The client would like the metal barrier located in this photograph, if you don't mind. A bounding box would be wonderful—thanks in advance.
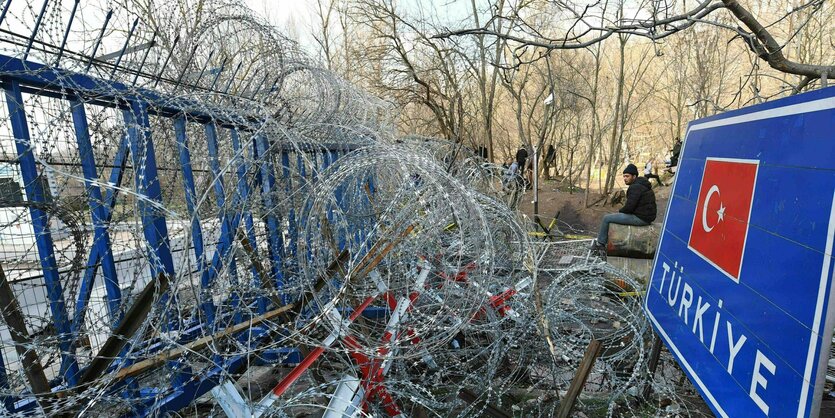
[0,52,358,415]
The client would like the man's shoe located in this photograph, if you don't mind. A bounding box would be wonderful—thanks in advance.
[590,241,608,259]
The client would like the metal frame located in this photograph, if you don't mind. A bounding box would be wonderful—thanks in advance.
[0,53,359,415]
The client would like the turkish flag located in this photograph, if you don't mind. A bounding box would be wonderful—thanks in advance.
[688,158,759,282]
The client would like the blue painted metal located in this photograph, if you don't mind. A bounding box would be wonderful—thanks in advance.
[23,0,49,60]
[645,86,835,418]
[249,72,269,99]
[237,68,259,96]
[86,9,113,72]
[0,325,10,409]
[152,34,178,89]
[110,16,140,78]
[0,53,254,126]
[138,327,271,417]
[173,116,207,279]
[201,122,230,324]
[72,133,129,335]
[192,49,215,88]
[255,135,286,304]
[256,347,301,365]
[0,0,13,27]
[330,149,348,250]
[222,62,243,95]
[208,57,228,91]
[124,101,176,278]
[173,44,199,92]
[69,98,122,323]
[282,150,298,258]
[228,128,255,321]
[131,31,156,86]
[54,0,80,65]
[0,50,362,415]
[3,78,80,385]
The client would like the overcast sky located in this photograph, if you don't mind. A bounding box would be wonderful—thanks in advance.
[241,0,474,56]
[242,0,320,54]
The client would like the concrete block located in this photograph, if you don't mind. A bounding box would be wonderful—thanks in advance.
[606,256,654,285]
[606,223,660,259]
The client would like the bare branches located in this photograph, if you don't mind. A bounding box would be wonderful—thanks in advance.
[722,0,834,78]
[433,1,726,49]
[433,0,834,80]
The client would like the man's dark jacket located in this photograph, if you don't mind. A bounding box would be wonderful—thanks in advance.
[620,177,656,223]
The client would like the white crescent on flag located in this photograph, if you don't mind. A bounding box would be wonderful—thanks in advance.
[702,185,721,232]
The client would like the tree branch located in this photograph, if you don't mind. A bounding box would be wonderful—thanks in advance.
[721,0,834,78]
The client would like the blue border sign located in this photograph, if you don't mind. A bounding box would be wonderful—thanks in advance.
[645,86,835,418]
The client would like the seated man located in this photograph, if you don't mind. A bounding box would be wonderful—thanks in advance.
[593,164,657,250]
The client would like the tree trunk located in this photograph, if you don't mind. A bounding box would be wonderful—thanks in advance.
[604,35,627,195]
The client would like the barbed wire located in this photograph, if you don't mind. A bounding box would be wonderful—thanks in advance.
[0,1,711,417]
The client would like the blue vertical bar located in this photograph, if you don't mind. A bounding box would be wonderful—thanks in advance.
[229,129,257,260]
[255,135,286,304]
[296,151,308,235]
[322,148,332,170]
[200,123,226,324]
[3,78,80,384]
[70,98,122,323]
[72,133,129,334]
[281,150,297,258]
[330,149,347,250]
[310,150,320,182]
[296,150,307,180]
[173,117,206,276]
[228,128,255,318]
[0,343,9,410]
[123,101,176,279]
[200,123,245,325]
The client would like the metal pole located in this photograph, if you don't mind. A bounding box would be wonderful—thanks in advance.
[85,9,113,72]
[23,0,49,60]
[533,144,539,218]
[54,0,79,66]
[109,17,140,79]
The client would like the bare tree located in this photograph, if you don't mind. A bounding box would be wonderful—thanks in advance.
[435,0,834,85]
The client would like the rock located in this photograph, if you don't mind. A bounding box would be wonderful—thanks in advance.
[606,223,660,259]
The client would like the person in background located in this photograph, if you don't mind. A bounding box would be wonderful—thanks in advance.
[502,158,520,190]
[668,137,682,168]
[644,158,664,187]
[515,146,531,190]
[592,164,657,251]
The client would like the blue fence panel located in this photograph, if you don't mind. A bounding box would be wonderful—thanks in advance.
[3,78,80,386]
[0,52,360,415]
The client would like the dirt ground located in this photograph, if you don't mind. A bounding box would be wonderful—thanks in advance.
[516,176,674,235]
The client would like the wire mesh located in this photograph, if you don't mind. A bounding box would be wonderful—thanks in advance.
[0,1,714,417]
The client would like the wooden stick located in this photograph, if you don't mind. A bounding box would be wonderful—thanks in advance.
[115,303,294,379]
[115,224,413,381]
[557,339,603,418]
[641,335,663,401]
[78,272,169,386]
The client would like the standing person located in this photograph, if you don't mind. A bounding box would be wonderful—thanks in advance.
[592,164,657,250]
[503,158,524,208]
[668,137,682,168]
[502,158,520,190]
[515,146,529,190]
[644,159,664,187]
